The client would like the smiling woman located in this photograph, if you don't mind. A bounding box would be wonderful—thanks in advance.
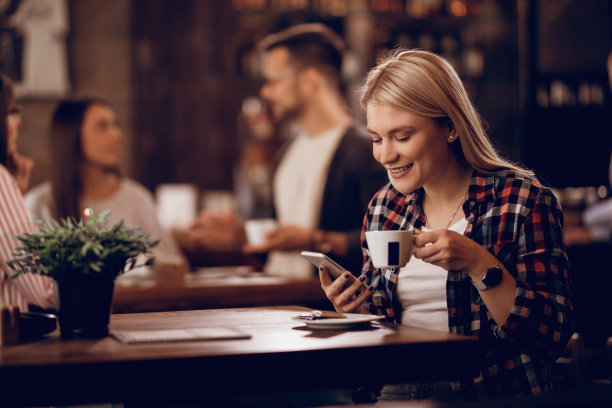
[318,49,573,402]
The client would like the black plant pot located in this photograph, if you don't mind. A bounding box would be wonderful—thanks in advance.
[55,274,115,339]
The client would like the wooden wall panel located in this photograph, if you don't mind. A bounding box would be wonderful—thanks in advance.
[132,0,240,191]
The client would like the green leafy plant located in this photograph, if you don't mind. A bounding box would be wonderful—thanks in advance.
[6,210,159,281]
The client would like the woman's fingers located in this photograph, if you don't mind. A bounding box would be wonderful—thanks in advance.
[346,285,375,311]
[322,271,373,313]
[413,229,442,248]
[318,265,333,288]
[324,271,354,298]
[338,275,374,311]
[331,275,358,305]
[413,229,478,271]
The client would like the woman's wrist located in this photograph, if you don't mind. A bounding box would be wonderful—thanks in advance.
[467,248,497,283]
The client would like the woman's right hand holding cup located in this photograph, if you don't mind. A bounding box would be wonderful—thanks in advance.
[318,266,374,314]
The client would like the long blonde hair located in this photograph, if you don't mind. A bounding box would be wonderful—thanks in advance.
[360,49,534,179]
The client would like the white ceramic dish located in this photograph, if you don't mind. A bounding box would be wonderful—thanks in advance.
[292,313,385,330]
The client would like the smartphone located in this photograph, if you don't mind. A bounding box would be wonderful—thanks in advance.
[301,251,350,280]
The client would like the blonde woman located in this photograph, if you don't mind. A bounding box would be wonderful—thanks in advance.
[319,50,573,401]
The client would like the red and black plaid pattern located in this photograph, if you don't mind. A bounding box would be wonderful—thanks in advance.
[361,170,573,399]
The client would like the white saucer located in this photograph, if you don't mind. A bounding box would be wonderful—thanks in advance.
[292,313,385,330]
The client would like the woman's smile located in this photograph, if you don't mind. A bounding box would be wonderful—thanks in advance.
[388,163,413,178]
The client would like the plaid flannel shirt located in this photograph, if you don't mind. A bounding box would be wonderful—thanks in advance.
[361,170,574,399]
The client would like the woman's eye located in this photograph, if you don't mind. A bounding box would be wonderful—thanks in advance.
[395,132,412,142]
[371,138,382,144]
[395,133,412,142]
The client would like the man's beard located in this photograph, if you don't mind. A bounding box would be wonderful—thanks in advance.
[271,98,304,126]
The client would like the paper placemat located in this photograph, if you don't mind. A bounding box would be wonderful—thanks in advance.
[111,327,251,344]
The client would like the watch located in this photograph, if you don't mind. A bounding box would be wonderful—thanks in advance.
[472,263,503,291]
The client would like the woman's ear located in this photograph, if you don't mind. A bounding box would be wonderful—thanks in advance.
[448,128,458,142]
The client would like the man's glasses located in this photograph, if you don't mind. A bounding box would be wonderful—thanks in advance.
[260,70,297,85]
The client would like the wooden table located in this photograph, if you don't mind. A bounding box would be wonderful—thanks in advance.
[0,306,480,406]
[113,268,331,313]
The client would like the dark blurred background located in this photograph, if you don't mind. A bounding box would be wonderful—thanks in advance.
[1,0,610,195]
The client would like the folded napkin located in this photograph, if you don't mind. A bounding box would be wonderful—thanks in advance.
[297,310,347,320]
[111,327,251,344]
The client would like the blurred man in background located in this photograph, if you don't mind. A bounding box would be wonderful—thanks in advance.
[190,23,387,277]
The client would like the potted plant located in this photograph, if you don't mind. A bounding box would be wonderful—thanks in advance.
[7,210,159,339]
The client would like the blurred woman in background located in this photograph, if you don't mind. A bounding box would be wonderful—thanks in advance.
[0,72,56,311]
[25,98,185,266]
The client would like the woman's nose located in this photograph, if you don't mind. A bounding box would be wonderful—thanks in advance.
[378,140,398,165]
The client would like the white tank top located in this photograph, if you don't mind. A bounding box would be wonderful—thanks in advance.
[397,217,469,332]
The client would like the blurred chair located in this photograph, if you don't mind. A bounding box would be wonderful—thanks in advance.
[556,242,612,389]
[567,242,612,349]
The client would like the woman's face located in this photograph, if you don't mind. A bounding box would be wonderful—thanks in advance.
[366,101,454,194]
[80,104,121,168]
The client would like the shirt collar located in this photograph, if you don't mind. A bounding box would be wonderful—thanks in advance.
[465,169,516,211]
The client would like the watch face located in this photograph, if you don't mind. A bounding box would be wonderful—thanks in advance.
[483,265,503,288]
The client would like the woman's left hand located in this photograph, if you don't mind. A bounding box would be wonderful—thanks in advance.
[414,229,517,325]
[413,229,487,279]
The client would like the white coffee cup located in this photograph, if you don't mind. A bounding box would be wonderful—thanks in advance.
[244,218,277,246]
[365,230,415,269]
